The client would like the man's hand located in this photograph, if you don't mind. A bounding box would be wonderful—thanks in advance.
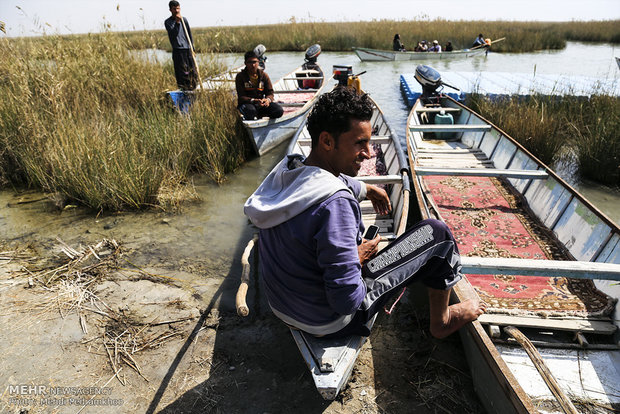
[358,235,380,264]
[366,184,391,216]
[258,98,270,107]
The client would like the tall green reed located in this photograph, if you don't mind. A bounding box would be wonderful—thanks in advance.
[0,33,248,211]
[466,94,620,187]
[116,19,618,54]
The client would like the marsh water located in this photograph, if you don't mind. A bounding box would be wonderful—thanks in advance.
[2,42,619,292]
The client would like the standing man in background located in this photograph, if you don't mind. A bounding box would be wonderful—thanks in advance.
[165,1,197,90]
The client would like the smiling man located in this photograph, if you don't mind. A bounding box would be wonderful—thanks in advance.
[244,87,485,339]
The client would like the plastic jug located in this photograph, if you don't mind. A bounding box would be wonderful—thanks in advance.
[434,110,453,139]
[347,75,361,93]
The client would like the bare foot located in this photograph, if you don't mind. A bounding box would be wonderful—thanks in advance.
[430,299,486,339]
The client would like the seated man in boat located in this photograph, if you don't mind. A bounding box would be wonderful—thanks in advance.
[235,50,283,120]
[392,34,406,51]
[444,41,454,52]
[429,40,442,52]
[244,87,485,339]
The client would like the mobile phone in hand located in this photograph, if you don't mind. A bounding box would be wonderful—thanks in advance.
[364,224,380,240]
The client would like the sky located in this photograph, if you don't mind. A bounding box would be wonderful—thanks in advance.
[2,0,620,37]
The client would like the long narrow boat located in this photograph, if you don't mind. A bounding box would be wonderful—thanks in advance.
[406,91,620,413]
[243,57,329,156]
[283,86,411,399]
[352,46,487,62]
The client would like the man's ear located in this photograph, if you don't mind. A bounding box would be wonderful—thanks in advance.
[318,131,334,151]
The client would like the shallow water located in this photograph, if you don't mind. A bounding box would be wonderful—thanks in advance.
[2,42,619,267]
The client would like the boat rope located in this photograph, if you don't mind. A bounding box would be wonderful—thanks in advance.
[384,287,407,315]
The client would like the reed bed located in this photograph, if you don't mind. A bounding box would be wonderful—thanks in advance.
[0,32,249,211]
[115,19,619,54]
[466,93,620,187]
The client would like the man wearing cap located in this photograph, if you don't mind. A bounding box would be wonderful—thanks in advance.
[235,51,283,120]
[429,40,442,52]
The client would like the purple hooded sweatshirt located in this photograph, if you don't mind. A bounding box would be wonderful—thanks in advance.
[244,155,368,335]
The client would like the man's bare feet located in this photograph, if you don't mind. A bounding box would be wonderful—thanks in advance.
[430,299,487,339]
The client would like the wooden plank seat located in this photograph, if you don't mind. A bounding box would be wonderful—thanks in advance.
[278,102,307,107]
[414,107,462,113]
[273,89,319,93]
[414,167,548,179]
[356,175,403,184]
[460,257,620,281]
[296,135,392,146]
[478,314,617,335]
[409,125,492,132]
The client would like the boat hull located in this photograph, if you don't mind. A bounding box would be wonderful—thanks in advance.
[286,90,411,400]
[352,47,487,62]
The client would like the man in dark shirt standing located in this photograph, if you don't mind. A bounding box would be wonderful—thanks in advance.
[164,1,197,90]
[235,51,283,120]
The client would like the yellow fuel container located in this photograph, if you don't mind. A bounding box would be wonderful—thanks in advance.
[347,75,361,93]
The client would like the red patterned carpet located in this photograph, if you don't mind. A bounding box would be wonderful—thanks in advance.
[422,175,614,317]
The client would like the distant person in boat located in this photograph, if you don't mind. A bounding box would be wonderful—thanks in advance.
[419,40,429,52]
[444,41,454,52]
[429,40,442,52]
[244,87,486,340]
[414,41,424,52]
[392,34,406,51]
[235,50,283,121]
[472,34,487,48]
[164,1,197,90]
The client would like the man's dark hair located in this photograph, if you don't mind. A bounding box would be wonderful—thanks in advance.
[169,1,180,8]
[307,87,373,148]
[244,51,258,62]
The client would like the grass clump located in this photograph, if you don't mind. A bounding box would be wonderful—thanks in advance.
[466,93,620,187]
[0,32,249,211]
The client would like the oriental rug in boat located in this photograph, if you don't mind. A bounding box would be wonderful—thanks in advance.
[422,175,615,317]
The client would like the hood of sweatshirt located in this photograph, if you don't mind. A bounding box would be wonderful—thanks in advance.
[244,154,353,229]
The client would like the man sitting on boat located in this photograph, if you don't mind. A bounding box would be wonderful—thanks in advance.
[392,34,406,51]
[244,87,485,339]
[444,41,454,52]
[235,50,283,120]
[428,40,442,52]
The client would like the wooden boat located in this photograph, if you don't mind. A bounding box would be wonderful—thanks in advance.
[352,46,487,62]
[283,87,411,399]
[236,83,411,399]
[406,92,620,413]
[242,61,329,156]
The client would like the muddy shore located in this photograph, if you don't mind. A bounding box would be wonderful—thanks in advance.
[0,189,484,414]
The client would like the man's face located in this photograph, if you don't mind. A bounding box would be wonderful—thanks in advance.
[245,57,259,74]
[328,119,372,177]
[170,5,181,17]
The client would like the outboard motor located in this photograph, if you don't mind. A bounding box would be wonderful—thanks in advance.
[414,65,443,105]
[299,44,323,89]
[333,65,352,87]
[304,44,321,64]
[414,65,459,105]
[253,44,267,69]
